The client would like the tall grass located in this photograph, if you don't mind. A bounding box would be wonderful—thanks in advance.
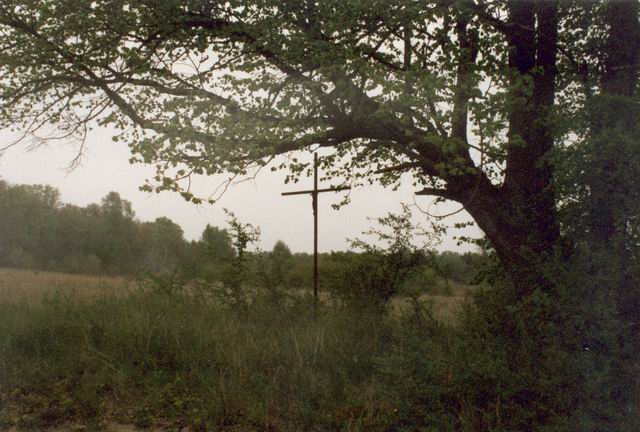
[0,286,436,430]
[3,268,630,431]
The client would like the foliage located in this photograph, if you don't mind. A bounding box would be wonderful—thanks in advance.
[0,178,483,299]
[250,240,295,303]
[0,288,401,431]
[190,224,235,282]
[325,205,436,310]
[217,209,261,308]
[434,251,487,285]
[201,224,235,262]
[0,180,190,275]
[552,6,640,420]
[0,0,631,289]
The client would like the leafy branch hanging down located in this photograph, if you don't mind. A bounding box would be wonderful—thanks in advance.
[1,1,638,293]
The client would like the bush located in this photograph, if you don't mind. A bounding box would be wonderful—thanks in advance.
[403,266,453,297]
[325,205,435,310]
[285,254,314,289]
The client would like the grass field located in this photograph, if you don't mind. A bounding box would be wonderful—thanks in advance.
[0,268,133,303]
[0,267,469,431]
[0,267,466,315]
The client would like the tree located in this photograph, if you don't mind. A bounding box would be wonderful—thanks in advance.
[266,239,294,289]
[100,191,134,221]
[139,216,187,272]
[556,1,640,414]
[94,191,138,272]
[0,1,637,292]
[271,240,293,261]
[200,224,235,262]
[0,180,61,268]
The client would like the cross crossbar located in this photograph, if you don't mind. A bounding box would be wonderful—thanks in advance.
[280,153,351,305]
[281,186,351,196]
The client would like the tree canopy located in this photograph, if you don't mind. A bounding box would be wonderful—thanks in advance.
[0,1,638,288]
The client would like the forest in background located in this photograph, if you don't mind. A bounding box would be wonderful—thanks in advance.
[0,178,186,275]
[0,178,485,289]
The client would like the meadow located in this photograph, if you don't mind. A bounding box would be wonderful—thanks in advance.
[0,267,469,431]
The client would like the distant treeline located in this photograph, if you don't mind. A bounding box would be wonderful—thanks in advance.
[0,180,188,274]
[0,179,486,285]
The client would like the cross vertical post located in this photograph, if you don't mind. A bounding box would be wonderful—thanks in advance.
[281,153,350,304]
[313,152,318,303]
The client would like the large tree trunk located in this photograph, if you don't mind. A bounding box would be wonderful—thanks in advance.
[447,1,562,296]
[591,0,640,416]
[448,175,561,295]
[589,0,640,244]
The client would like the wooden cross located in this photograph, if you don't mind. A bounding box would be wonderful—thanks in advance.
[281,153,350,303]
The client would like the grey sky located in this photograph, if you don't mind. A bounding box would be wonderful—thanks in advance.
[0,128,481,253]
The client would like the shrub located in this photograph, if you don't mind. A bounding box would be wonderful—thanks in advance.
[325,205,436,310]
[403,266,453,297]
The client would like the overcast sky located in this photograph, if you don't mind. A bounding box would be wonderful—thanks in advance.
[0,128,481,253]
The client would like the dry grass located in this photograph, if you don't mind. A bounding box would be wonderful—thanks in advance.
[0,267,469,324]
[389,295,463,324]
[0,268,133,304]
[389,282,472,324]
[0,267,474,430]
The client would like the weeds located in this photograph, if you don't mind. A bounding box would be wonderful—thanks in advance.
[0,288,421,430]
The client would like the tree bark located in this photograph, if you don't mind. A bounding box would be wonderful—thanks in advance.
[449,1,561,295]
[592,0,640,417]
[589,0,640,243]
[448,175,560,294]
